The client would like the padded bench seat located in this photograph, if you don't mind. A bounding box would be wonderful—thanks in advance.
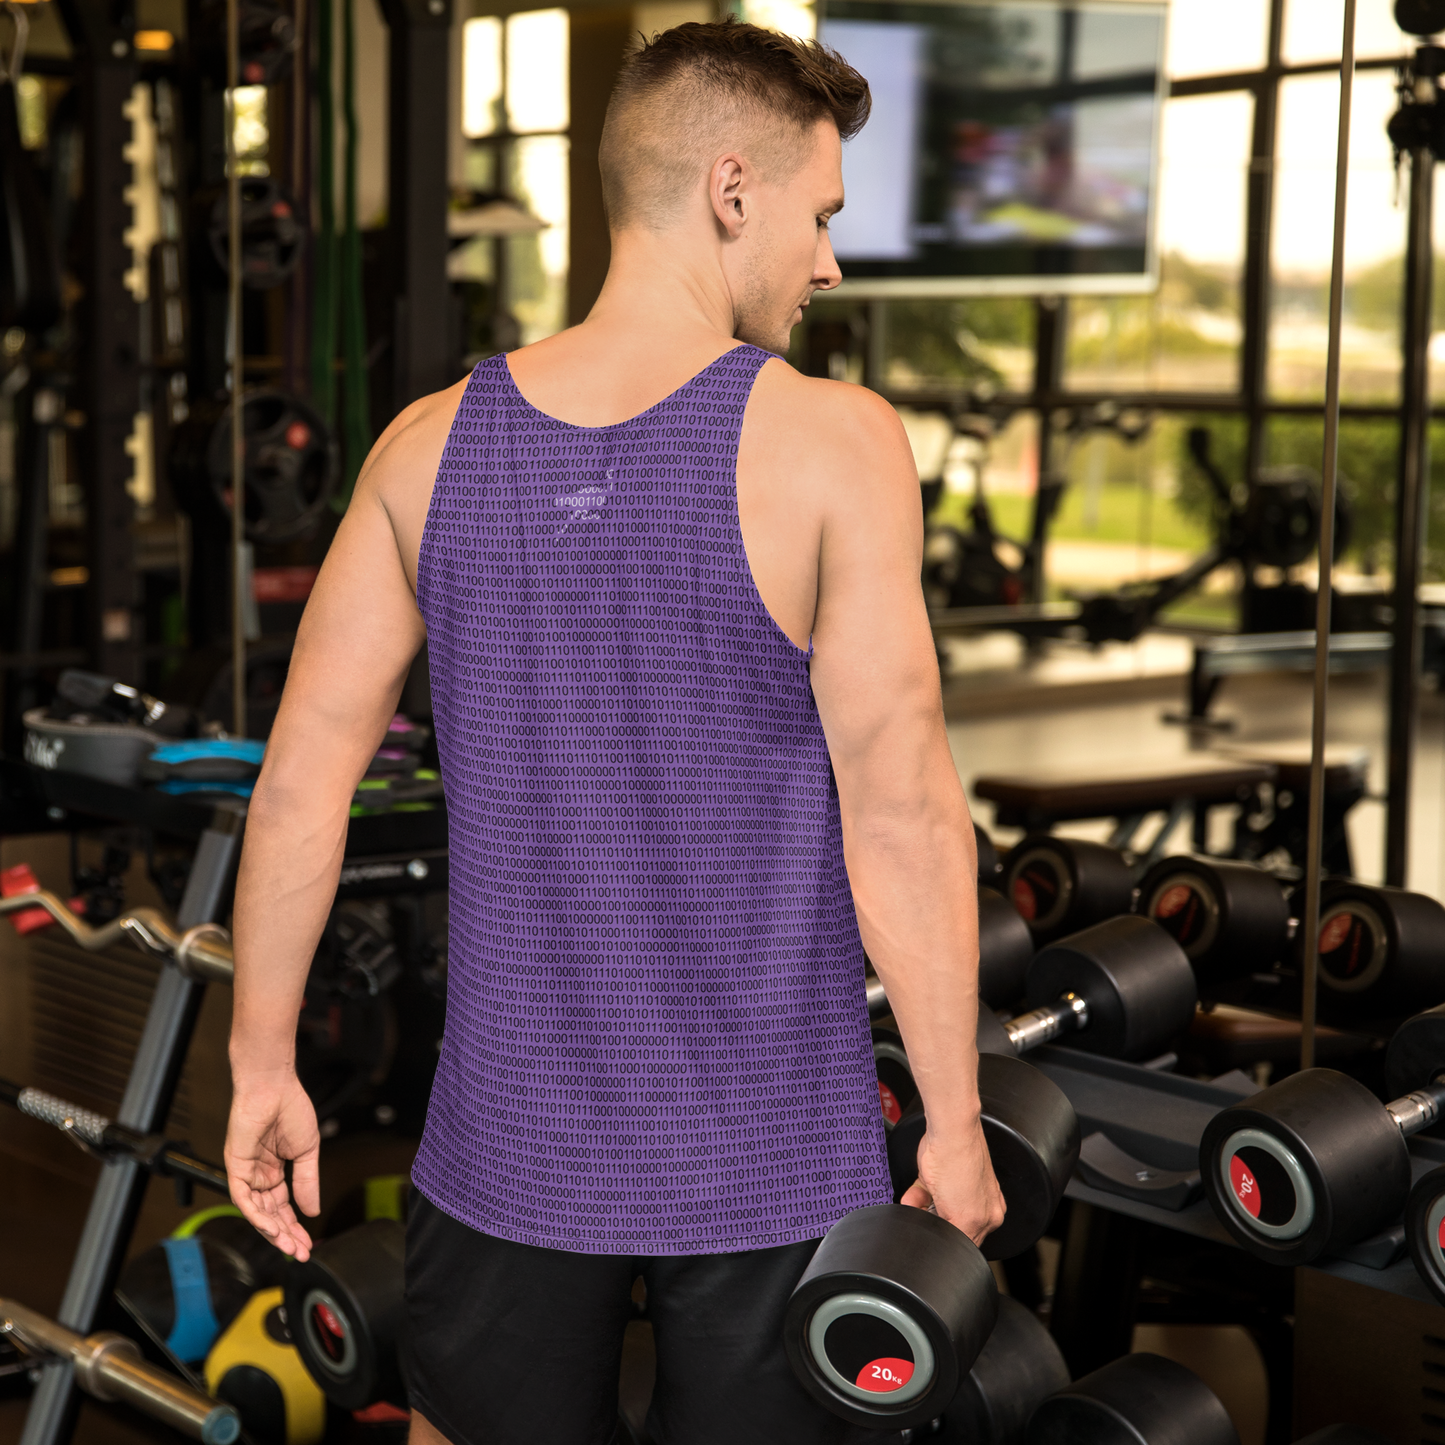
[974,758,1277,831]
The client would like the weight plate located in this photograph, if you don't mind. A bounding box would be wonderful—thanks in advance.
[1025,915,1196,1061]
[208,178,307,290]
[1316,901,1389,994]
[1213,1127,1316,1241]
[1406,1165,1445,1308]
[1144,871,1221,960]
[1027,1353,1239,1445]
[1199,1070,1410,1266]
[1385,1003,1445,1099]
[203,390,338,543]
[784,1204,997,1429]
[978,885,1033,1009]
[805,1292,935,1408]
[1008,847,1072,934]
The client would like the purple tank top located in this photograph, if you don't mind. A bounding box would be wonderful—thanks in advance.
[411,345,891,1254]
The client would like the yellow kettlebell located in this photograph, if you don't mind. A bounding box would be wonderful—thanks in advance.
[205,1287,326,1445]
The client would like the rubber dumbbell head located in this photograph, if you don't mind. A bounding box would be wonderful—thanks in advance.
[873,1027,915,1131]
[1137,856,1291,991]
[887,1052,1080,1261]
[1005,835,1135,944]
[1312,881,1445,1023]
[783,1205,998,1429]
[1027,1353,1240,1445]
[978,886,1034,1009]
[993,915,1197,1062]
[940,1295,1069,1445]
[1407,1164,1445,1305]
[1199,1011,1445,1265]
[976,823,1003,886]
[865,885,1034,1026]
[283,1220,405,1409]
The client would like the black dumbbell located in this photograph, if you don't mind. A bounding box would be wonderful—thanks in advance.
[1136,855,1292,991]
[1408,1162,1445,1306]
[785,1057,1079,1429]
[284,1220,406,1409]
[1026,1353,1239,1445]
[1005,835,1134,945]
[939,1295,1069,1445]
[1312,880,1445,1023]
[977,915,1198,1064]
[867,886,1035,1027]
[1200,1002,1445,1265]
[873,1025,915,1130]
[888,1051,1079,1260]
[976,823,1004,887]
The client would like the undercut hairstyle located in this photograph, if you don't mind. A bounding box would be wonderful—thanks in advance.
[599,18,871,231]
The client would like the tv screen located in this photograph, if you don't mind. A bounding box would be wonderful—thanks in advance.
[818,0,1168,296]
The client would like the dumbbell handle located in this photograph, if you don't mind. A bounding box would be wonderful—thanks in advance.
[0,892,234,983]
[0,1299,240,1444]
[1004,993,1090,1054]
[865,976,888,1019]
[1387,1079,1445,1138]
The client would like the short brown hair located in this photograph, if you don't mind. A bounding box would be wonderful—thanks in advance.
[599,18,871,231]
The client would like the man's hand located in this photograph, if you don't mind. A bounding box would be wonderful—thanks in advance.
[900,1120,1006,1248]
[225,1069,322,1261]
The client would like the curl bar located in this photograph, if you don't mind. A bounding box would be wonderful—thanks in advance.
[0,1299,240,1445]
[0,893,234,984]
[0,1078,230,1196]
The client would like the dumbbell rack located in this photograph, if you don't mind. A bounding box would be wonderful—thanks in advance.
[0,757,451,1445]
[1030,1044,1445,1444]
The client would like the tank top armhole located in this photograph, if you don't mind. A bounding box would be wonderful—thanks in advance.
[416,358,498,618]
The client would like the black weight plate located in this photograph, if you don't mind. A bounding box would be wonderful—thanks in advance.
[872,1027,915,1131]
[941,1295,1068,1445]
[975,823,1002,885]
[977,1052,1079,1261]
[784,1204,997,1429]
[1198,1069,1409,1266]
[204,390,338,543]
[208,177,307,289]
[1025,915,1196,1061]
[1315,882,1445,1024]
[1406,1165,1445,1309]
[1138,856,1290,988]
[1027,1353,1239,1445]
[977,1007,1017,1058]
[1005,836,1134,945]
[979,885,1033,1009]
[1385,1002,1445,1099]
[284,1219,406,1409]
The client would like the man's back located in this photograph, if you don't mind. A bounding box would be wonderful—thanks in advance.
[411,343,891,1252]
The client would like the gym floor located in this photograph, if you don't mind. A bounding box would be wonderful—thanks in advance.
[4,642,1431,1445]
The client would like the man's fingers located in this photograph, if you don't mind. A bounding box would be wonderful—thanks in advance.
[291,1146,323,1219]
[899,1179,933,1211]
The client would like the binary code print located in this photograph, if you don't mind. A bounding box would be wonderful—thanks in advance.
[411,345,893,1255]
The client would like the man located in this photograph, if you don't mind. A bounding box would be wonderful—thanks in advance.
[225,18,1002,1445]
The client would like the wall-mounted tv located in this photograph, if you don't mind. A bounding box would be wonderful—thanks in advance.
[818,0,1169,296]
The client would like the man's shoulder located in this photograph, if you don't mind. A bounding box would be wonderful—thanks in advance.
[751,358,909,458]
[747,358,916,509]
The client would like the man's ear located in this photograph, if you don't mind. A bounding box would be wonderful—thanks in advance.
[710,153,749,237]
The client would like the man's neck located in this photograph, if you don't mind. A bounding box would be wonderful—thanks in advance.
[503,223,754,427]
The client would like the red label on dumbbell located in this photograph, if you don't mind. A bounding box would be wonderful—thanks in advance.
[1012,878,1038,921]
[312,1302,348,1361]
[1229,1154,1262,1219]
[855,1358,913,1393]
[285,421,312,450]
[1154,885,1192,919]
[1438,1215,1445,1254]
[878,1082,902,1126]
[1319,912,1354,956]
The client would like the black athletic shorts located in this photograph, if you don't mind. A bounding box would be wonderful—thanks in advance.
[403,1193,898,1445]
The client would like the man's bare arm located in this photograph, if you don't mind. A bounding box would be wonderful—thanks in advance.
[224,388,456,1257]
[803,381,1004,1244]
